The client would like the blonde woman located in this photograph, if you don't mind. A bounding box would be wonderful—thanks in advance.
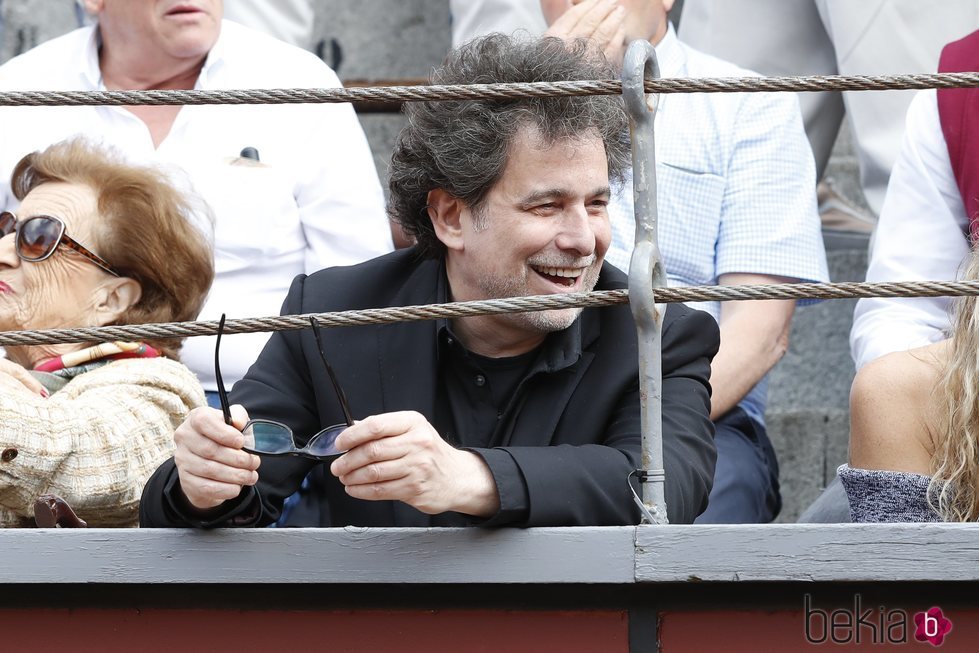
[843,251,979,521]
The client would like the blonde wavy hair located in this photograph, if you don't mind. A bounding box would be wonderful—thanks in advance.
[930,250,979,521]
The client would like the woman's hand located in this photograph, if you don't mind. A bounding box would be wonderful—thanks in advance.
[0,358,47,397]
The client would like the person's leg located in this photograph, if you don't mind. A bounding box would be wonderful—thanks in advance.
[819,0,979,216]
[695,408,780,523]
[797,475,851,522]
[449,0,547,48]
[679,0,842,178]
[224,0,316,50]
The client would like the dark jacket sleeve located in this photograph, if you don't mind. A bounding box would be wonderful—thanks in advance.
[494,306,719,526]
[140,275,321,528]
[658,307,719,522]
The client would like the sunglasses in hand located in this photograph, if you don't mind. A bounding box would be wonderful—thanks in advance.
[214,314,353,461]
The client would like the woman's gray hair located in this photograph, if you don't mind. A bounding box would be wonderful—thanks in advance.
[388,34,631,258]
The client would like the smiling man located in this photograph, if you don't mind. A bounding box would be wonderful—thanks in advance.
[140,35,720,529]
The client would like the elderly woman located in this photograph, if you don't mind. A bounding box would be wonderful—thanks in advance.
[0,139,213,527]
[844,250,979,522]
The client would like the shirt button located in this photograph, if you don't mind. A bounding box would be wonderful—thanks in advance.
[474,374,486,387]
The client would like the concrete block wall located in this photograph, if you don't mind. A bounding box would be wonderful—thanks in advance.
[0,0,861,523]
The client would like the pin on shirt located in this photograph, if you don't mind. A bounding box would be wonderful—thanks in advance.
[231,146,265,167]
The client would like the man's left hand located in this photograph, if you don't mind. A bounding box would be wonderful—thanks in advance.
[331,411,500,517]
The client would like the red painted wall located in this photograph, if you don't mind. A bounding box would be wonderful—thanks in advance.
[0,609,628,653]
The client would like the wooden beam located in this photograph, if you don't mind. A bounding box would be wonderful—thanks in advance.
[0,527,635,584]
[5,524,979,586]
[635,524,979,582]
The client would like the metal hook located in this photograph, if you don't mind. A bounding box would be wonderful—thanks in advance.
[622,39,668,525]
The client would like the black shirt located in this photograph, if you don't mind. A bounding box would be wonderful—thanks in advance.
[438,327,539,449]
[431,260,589,525]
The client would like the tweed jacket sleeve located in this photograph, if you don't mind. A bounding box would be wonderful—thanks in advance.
[0,358,204,527]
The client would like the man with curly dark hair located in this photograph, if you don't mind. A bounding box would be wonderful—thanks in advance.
[141,35,720,529]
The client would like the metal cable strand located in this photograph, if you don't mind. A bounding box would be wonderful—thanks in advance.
[3,279,979,347]
[1,72,978,107]
[0,290,630,346]
[641,71,979,94]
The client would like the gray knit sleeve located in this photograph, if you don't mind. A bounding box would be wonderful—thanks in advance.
[838,464,941,523]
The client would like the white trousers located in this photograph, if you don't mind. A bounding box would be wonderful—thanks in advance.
[224,0,316,51]
[679,0,979,215]
[449,0,547,47]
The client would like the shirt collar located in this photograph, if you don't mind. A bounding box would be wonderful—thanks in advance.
[197,21,230,87]
[434,259,583,373]
[80,26,102,89]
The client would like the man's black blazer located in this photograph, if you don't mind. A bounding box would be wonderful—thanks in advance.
[140,248,720,527]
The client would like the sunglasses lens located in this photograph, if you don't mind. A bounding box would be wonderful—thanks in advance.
[0,213,16,238]
[242,420,295,455]
[305,424,346,459]
[17,217,60,261]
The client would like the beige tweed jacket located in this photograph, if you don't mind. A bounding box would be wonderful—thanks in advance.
[0,357,205,527]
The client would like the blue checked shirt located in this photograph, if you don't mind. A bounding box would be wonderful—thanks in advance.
[606,26,829,425]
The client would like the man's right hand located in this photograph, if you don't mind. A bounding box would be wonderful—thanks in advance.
[544,0,627,64]
[173,405,261,511]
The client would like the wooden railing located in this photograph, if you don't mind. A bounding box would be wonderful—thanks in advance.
[4,525,978,652]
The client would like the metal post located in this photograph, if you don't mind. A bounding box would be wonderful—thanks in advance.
[622,40,668,525]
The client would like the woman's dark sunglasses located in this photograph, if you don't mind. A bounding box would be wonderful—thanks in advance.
[214,314,354,461]
[0,211,120,277]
